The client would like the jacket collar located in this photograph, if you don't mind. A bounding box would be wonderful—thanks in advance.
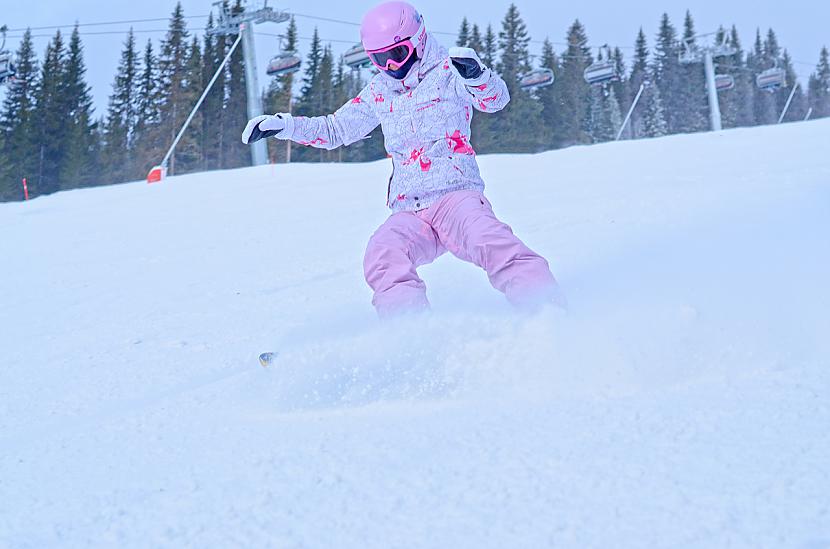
[377,33,446,91]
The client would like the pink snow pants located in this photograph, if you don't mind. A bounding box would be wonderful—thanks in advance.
[363,190,560,316]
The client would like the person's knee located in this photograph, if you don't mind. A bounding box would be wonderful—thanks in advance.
[363,231,410,285]
[462,215,521,267]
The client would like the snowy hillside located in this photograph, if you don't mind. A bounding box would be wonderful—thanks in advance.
[1,119,829,548]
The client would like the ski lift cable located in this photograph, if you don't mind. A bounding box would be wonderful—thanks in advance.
[6,29,209,39]
[255,31,355,45]
[6,29,358,45]
[290,13,360,27]
[281,11,638,49]
[4,15,210,33]
[4,28,623,61]
[2,28,810,82]
[3,9,639,55]
[716,62,809,81]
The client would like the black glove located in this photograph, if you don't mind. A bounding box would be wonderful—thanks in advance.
[448,47,490,86]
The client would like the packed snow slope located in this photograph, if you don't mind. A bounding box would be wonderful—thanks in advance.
[2,119,829,548]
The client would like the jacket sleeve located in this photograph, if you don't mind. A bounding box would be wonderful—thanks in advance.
[454,68,511,113]
[274,84,380,150]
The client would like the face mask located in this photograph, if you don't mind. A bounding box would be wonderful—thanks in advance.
[383,52,419,80]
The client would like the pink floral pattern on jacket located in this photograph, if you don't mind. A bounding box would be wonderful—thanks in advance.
[273,33,509,211]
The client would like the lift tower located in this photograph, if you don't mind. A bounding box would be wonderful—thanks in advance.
[680,35,736,132]
[209,1,289,166]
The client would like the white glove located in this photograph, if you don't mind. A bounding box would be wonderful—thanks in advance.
[448,47,491,87]
[242,114,287,145]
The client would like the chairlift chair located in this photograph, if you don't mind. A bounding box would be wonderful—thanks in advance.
[0,25,16,84]
[756,67,786,92]
[344,43,372,70]
[519,68,554,91]
[712,35,737,58]
[266,35,301,77]
[583,45,619,86]
[0,53,15,84]
[715,74,735,92]
[266,52,301,77]
[679,39,701,64]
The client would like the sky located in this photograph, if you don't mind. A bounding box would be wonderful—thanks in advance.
[1,0,828,115]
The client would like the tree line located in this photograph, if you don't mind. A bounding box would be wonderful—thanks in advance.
[1,2,829,201]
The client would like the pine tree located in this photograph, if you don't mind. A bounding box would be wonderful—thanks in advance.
[469,24,484,53]
[778,50,806,122]
[642,83,668,137]
[764,29,780,60]
[628,28,649,138]
[331,55,352,162]
[315,45,336,162]
[59,26,96,188]
[630,29,649,84]
[482,25,497,68]
[555,20,592,147]
[264,16,298,163]
[536,38,560,148]
[134,39,163,178]
[497,4,531,77]
[318,45,336,117]
[293,27,325,162]
[223,0,250,169]
[32,30,67,196]
[457,18,470,47]
[611,47,628,126]
[763,28,793,123]
[89,118,105,184]
[653,13,682,133]
[720,25,754,129]
[749,29,777,125]
[472,21,508,153]
[608,86,623,139]
[175,36,204,173]
[589,85,622,142]
[495,4,546,152]
[102,30,139,183]
[0,29,39,201]
[156,2,192,175]
[201,13,224,171]
[676,11,707,133]
[807,46,830,118]
[333,55,350,108]
[299,27,323,109]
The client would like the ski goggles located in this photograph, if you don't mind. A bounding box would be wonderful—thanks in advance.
[366,17,426,72]
[367,40,417,72]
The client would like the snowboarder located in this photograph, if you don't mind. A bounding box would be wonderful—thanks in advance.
[243,1,564,317]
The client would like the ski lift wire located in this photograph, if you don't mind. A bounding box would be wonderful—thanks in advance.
[5,15,210,33]
[255,31,355,45]
[3,8,640,56]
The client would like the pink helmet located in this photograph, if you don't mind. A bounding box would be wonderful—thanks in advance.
[360,1,427,55]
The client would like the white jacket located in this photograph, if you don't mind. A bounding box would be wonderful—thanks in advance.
[274,33,510,212]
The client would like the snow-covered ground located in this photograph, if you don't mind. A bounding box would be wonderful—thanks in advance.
[1,119,829,548]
